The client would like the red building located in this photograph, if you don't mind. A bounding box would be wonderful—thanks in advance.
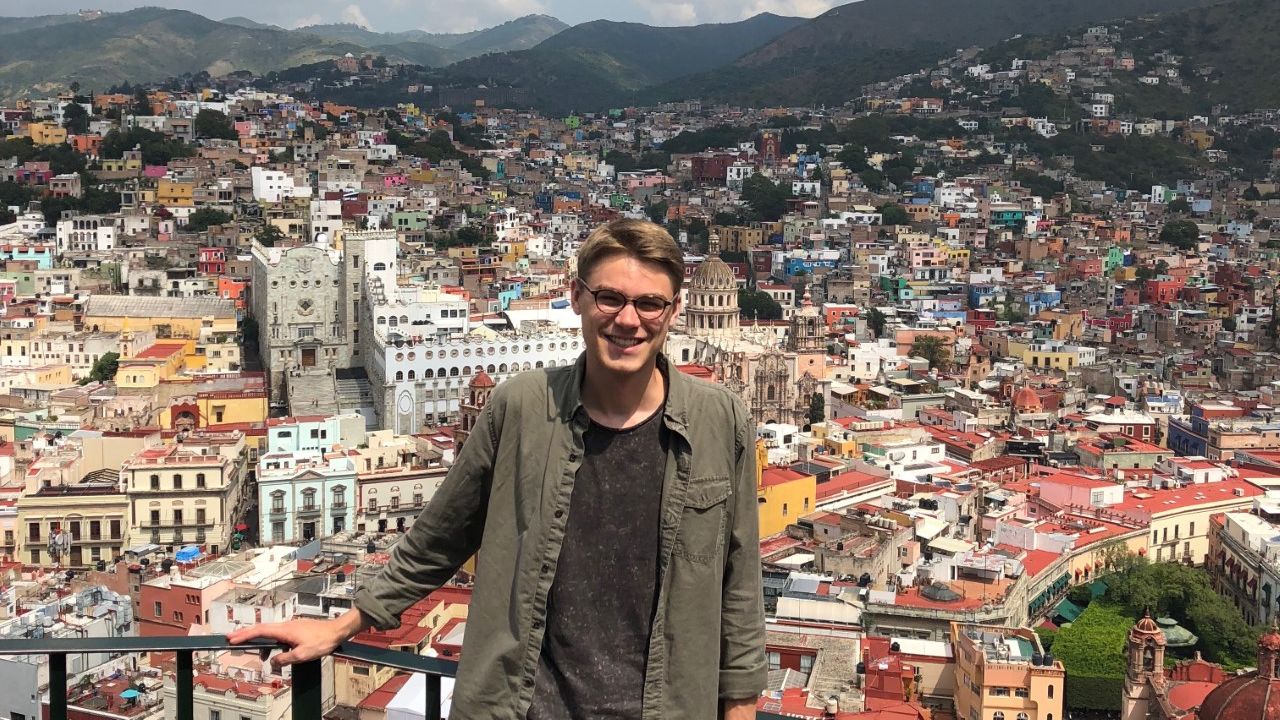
[1142,277,1185,305]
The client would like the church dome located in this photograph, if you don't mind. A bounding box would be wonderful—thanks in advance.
[1197,625,1280,720]
[1197,674,1280,720]
[690,255,736,290]
[1012,386,1042,412]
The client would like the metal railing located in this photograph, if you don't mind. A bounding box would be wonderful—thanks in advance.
[0,635,792,720]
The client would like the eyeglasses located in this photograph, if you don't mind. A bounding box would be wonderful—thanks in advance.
[579,281,675,320]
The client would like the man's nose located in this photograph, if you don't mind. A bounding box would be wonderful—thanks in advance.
[613,302,642,326]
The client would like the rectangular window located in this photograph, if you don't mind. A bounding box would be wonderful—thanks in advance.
[150,475,160,490]
[272,522,284,543]
[1189,521,1195,536]
[368,498,377,512]
[173,510,183,526]
[29,549,39,564]
[352,666,370,676]
[390,496,399,510]
[111,520,121,539]
[27,522,39,542]
[154,601,162,617]
[89,520,101,540]
[173,474,183,490]
[211,710,221,720]
[196,509,206,524]
[150,510,160,526]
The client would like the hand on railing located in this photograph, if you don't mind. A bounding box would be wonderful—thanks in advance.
[227,607,369,670]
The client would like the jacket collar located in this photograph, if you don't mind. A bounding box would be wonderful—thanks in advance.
[553,352,691,437]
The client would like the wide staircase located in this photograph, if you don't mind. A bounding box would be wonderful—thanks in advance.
[285,367,340,417]
[335,367,377,426]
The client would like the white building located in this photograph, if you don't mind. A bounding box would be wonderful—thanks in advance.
[251,166,313,203]
[56,214,117,254]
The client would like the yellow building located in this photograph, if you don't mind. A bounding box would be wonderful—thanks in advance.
[82,295,238,341]
[156,179,195,208]
[28,121,68,146]
[116,341,189,389]
[951,622,1065,720]
[156,375,269,430]
[756,442,817,537]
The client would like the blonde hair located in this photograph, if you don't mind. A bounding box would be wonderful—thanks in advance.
[576,219,683,295]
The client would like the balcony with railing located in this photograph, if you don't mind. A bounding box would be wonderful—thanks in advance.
[0,635,794,720]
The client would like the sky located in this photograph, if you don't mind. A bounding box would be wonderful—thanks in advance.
[4,0,842,33]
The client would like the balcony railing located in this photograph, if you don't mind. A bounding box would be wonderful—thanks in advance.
[0,635,792,720]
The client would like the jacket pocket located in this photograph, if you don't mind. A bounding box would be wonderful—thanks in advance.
[674,477,731,565]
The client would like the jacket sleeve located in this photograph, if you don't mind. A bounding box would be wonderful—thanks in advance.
[352,398,499,630]
[718,397,767,700]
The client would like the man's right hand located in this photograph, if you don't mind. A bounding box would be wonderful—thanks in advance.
[227,608,369,669]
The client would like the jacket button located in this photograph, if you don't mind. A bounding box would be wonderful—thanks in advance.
[532,619,543,629]
[568,453,579,462]
[524,677,535,687]
[541,564,550,574]
[554,509,564,519]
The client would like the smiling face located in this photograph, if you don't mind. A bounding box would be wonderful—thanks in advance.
[571,254,682,380]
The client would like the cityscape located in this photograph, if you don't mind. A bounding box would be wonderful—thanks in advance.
[0,0,1279,719]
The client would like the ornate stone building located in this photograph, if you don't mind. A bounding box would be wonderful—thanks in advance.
[685,232,740,338]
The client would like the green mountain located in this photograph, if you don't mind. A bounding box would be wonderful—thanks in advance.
[0,7,362,99]
[219,16,283,31]
[425,13,806,113]
[296,14,568,62]
[652,0,1222,106]
[0,13,87,36]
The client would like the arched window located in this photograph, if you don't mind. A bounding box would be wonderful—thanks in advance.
[450,367,459,376]
[389,316,398,327]
[407,370,416,380]
[377,316,386,325]
[487,364,496,374]
[993,713,1004,720]
[499,363,508,373]
[373,262,387,271]
[424,369,434,378]
[1017,713,1028,720]
[400,316,409,324]
[535,361,544,368]
[395,371,404,381]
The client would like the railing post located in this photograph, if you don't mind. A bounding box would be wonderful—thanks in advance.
[176,650,194,720]
[292,658,323,720]
[49,653,67,720]
[425,673,441,720]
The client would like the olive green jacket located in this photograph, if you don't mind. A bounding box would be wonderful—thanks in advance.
[353,353,766,719]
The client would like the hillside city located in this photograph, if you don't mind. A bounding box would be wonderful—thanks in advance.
[1,7,1280,720]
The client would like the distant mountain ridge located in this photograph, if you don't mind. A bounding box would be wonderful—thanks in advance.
[0,9,569,100]
[656,0,1224,106]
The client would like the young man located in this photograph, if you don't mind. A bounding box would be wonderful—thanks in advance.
[230,218,765,719]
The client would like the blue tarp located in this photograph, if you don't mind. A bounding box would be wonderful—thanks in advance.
[175,546,202,563]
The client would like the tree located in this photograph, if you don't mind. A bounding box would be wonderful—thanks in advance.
[1135,266,1157,281]
[807,393,825,426]
[1168,197,1192,213]
[194,109,238,140]
[89,352,119,383]
[1243,185,1262,201]
[62,102,89,134]
[866,307,887,338]
[908,335,951,371]
[255,224,285,247]
[647,200,669,225]
[878,203,911,225]
[741,173,791,222]
[185,208,233,232]
[131,88,151,117]
[737,288,783,320]
[1159,219,1200,250]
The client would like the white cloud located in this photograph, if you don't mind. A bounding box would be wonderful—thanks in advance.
[340,3,371,28]
[291,13,324,28]
[644,1,698,25]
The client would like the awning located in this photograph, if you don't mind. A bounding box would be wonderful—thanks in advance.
[1054,599,1084,623]
[928,537,976,555]
[915,517,948,540]
[774,553,815,567]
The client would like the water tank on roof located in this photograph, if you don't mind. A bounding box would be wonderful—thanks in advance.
[1032,652,1044,666]
[366,541,377,554]
[890,641,901,652]
[95,560,106,572]
[161,559,173,573]
[139,558,150,567]
[336,571,346,583]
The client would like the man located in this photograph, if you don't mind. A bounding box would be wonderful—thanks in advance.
[230,218,765,719]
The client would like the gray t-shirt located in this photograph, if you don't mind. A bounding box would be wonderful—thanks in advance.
[526,404,668,720]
